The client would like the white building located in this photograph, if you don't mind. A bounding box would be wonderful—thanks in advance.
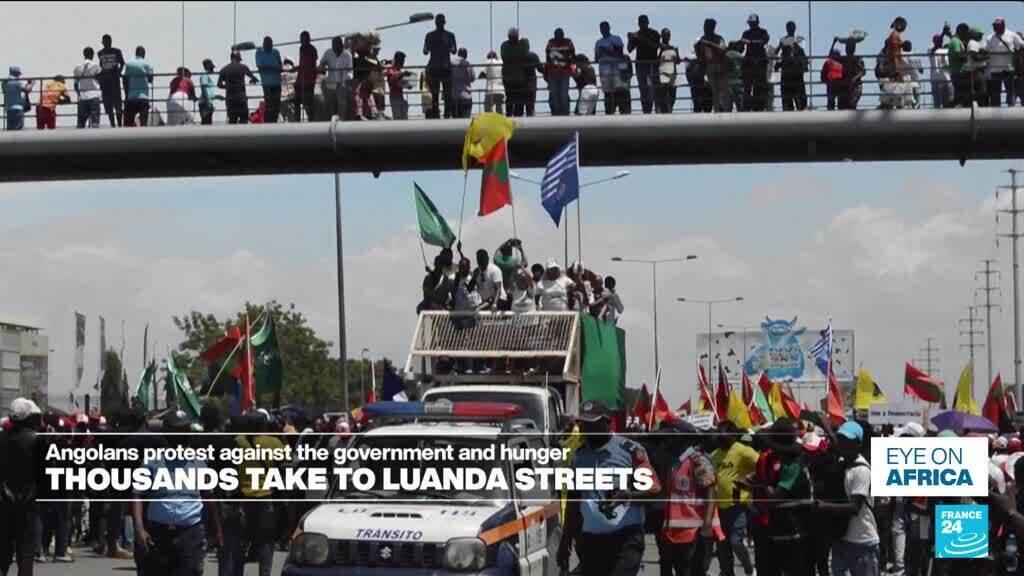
[0,320,49,410]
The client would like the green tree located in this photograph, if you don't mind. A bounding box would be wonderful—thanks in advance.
[171,301,393,412]
[100,350,125,418]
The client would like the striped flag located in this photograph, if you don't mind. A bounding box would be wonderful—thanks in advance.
[809,318,832,376]
[540,133,580,226]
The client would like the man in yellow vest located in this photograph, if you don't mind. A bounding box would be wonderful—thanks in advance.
[661,419,724,576]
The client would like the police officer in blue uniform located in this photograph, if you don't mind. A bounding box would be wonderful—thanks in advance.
[557,401,662,576]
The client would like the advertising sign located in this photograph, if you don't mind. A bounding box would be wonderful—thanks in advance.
[697,317,854,383]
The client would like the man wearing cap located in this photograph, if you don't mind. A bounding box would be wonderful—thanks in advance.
[661,419,724,575]
[986,18,1023,107]
[132,410,221,576]
[741,14,770,112]
[817,421,878,576]
[558,400,661,576]
[2,67,34,131]
[0,398,44,576]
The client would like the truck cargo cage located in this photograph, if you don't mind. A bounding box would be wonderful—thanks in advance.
[405,311,581,385]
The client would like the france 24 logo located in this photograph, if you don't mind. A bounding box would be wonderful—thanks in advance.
[934,505,988,559]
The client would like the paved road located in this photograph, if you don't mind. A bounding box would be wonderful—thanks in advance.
[33,538,724,575]
[33,546,289,576]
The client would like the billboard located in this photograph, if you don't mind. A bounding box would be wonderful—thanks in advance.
[696,316,854,384]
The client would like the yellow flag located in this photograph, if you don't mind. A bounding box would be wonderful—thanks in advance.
[953,361,980,415]
[461,113,516,171]
[727,390,753,429]
[855,368,887,410]
[768,382,788,420]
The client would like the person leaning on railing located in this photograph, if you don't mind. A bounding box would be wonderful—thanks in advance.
[2,66,34,131]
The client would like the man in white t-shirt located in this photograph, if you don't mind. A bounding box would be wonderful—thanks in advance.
[819,421,878,576]
[74,46,103,128]
[986,18,1023,107]
[473,249,505,311]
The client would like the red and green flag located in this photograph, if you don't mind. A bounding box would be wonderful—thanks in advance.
[904,362,945,404]
[983,374,1006,426]
[478,138,512,216]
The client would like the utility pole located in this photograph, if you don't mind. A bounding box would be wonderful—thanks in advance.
[959,306,984,364]
[998,169,1024,406]
[976,259,1001,390]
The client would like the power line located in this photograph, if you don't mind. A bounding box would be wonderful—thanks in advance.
[913,337,941,378]
[976,258,1001,389]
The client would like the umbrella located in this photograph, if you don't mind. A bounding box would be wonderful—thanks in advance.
[931,411,998,433]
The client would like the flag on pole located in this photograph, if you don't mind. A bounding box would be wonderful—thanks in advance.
[478,139,512,216]
[809,319,833,376]
[461,112,515,172]
[752,379,774,425]
[983,374,1007,427]
[826,367,846,426]
[251,313,282,395]
[904,363,945,404]
[727,390,753,429]
[697,362,716,414]
[651,390,677,427]
[854,368,887,410]
[952,361,980,415]
[540,133,580,226]
[167,354,201,419]
[757,372,773,398]
[201,326,242,362]
[715,361,730,423]
[74,312,86,390]
[744,371,768,426]
[1006,387,1019,414]
[414,183,456,248]
[239,314,255,412]
[679,399,692,415]
[135,362,155,410]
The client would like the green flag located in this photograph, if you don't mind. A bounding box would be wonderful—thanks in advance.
[135,362,155,410]
[251,314,283,395]
[414,183,455,248]
[753,383,774,426]
[167,353,202,419]
[580,315,626,410]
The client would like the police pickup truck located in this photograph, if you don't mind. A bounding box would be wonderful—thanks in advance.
[283,401,562,576]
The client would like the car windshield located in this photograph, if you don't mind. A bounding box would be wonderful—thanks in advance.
[424,390,547,430]
[330,434,510,503]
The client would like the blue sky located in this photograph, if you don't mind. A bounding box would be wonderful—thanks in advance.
[2,2,1023,409]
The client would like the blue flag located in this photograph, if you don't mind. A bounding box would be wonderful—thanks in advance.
[540,133,580,226]
[809,319,832,377]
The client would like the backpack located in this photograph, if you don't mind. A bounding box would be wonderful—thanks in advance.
[824,458,871,540]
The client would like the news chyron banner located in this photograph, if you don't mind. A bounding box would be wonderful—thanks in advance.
[872,436,990,560]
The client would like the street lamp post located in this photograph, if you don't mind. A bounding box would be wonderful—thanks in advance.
[359,347,371,405]
[610,255,698,382]
[510,170,630,265]
[677,297,745,389]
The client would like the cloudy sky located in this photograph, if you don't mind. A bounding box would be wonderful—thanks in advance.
[2,1,1021,409]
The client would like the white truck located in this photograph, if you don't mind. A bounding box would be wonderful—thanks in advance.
[282,402,563,576]
[407,311,583,436]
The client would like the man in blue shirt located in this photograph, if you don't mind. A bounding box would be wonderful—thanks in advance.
[255,36,282,123]
[132,410,220,576]
[2,66,33,131]
[123,46,153,127]
[558,401,661,576]
[595,22,628,114]
[199,59,217,125]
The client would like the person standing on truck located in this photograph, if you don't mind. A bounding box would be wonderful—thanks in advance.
[493,238,527,310]
[558,401,661,576]
[473,249,505,311]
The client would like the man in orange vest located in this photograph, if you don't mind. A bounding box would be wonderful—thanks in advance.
[661,419,724,576]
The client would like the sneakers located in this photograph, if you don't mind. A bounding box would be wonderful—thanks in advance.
[107,546,133,560]
[53,555,74,563]
[34,554,48,563]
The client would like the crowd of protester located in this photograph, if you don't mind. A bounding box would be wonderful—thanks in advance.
[416,238,624,324]
[3,392,1024,575]
[3,13,1024,129]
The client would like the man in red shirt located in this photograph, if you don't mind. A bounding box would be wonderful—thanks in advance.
[295,30,318,121]
[545,28,575,116]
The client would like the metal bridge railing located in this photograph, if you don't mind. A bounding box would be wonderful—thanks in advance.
[0,52,1010,130]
